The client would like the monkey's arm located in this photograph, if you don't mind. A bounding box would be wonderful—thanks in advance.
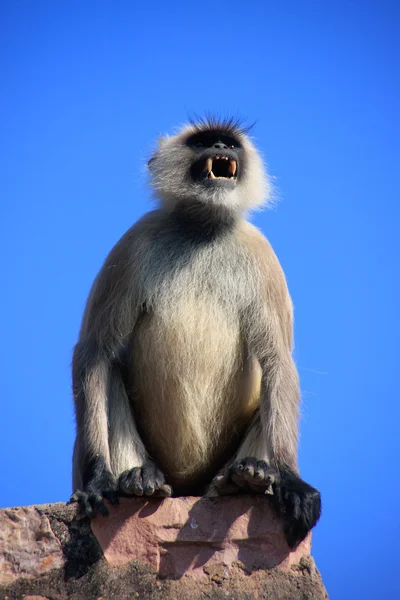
[234,222,300,470]
[247,326,321,548]
[209,223,321,547]
[71,217,171,516]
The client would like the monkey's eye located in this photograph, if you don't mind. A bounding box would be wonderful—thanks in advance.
[194,142,204,148]
[229,144,236,149]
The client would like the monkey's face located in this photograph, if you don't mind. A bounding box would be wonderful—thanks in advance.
[148,119,270,215]
[186,130,242,191]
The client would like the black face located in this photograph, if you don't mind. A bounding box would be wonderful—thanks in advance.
[186,129,243,186]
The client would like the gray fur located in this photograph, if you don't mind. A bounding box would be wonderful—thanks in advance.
[72,119,299,496]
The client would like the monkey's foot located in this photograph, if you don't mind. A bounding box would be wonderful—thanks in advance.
[118,463,172,497]
[270,470,321,549]
[207,458,278,497]
[70,471,119,518]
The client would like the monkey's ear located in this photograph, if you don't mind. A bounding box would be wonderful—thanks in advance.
[147,154,156,168]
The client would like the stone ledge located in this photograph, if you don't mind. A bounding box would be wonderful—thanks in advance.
[0,499,328,600]
[91,496,310,577]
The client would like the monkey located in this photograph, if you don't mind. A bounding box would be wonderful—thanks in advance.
[70,117,321,548]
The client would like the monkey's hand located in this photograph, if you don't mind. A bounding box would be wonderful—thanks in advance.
[207,458,278,497]
[70,470,119,519]
[118,462,172,497]
[270,470,321,549]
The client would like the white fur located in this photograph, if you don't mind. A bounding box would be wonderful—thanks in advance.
[148,123,271,214]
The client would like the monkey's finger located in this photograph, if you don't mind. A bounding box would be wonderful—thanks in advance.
[142,464,158,495]
[91,494,110,517]
[69,491,96,518]
[243,459,258,480]
[211,474,227,490]
[119,467,144,496]
[157,484,173,497]
[82,500,95,518]
[151,470,172,496]
[69,492,81,504]
[263,473,275,486]
[230,458,257,482]
[143,482,155,496]
[211,474,239,495]
[229,459,252,487]
[143,464,170,496]
[253,461,267,482]
[205,484,220,498]
[83,498,96,518]
[231,461,246,475]
[254,460,276,484]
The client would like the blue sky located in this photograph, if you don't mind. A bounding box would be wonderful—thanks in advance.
[1,2,399,598]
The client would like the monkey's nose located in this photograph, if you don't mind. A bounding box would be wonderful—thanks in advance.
[212,141,228,150]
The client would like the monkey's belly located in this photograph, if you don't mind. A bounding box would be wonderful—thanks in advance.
[128,308,261,486]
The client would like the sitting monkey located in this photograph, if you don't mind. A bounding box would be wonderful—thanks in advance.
[71,117,321,548]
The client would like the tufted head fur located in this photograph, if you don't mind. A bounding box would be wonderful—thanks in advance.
[148,117,271,217]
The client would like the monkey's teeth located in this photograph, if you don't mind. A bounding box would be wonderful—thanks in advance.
[205,156,236,180]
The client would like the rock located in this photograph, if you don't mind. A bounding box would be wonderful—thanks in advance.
[0,499,328,600]
[91,496,310,578]
[0,506,63,585]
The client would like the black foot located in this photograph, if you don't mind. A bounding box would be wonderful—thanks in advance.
[70,465,118,519]
[207,457,278,496]
[118,462,172,497]
[271,470,321,549]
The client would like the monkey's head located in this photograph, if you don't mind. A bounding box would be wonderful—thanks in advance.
[148,118,271,216]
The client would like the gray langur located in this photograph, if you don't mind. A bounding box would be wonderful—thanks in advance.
[71,117,321,548]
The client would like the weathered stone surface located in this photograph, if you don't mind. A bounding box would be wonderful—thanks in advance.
[91,496,310,578]
[0,500,328,600]
[0,506,63,585]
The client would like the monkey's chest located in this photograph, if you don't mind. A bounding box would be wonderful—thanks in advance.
[132,293,241,390]
[127,291,260,483]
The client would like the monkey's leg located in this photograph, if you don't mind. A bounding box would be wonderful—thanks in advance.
[70,354,119,518]
[71,347,171,518]
[207,411,278,496]
[262,354,321,548]
[208,355,321,548]
[108,367,172,499]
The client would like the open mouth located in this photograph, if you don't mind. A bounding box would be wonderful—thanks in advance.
[205,156,237,180]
